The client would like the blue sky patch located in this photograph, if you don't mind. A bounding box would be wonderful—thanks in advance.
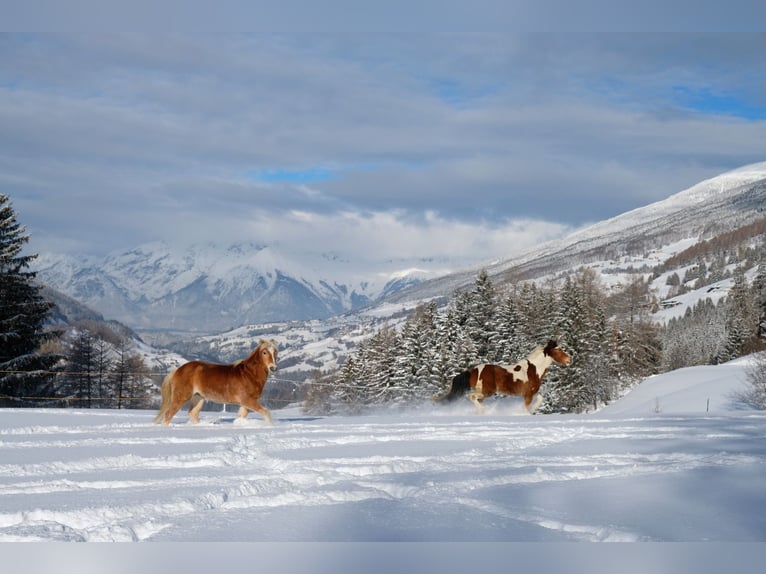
[673,86,766,120]
[429,77,500,109]
[249,167,337,184]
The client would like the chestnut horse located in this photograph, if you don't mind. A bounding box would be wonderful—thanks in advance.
[153,339,278,425]
[436,340,571,414]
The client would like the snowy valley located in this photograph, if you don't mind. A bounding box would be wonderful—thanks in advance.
[0,356,764,543]
[27,162,766,411]
[2,164,766,559]
[151,162,766,394]
[33,162,766,342]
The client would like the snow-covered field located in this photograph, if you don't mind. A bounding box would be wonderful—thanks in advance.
[1,357,765,570]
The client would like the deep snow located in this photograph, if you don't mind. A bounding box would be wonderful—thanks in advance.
[1,356,765,547]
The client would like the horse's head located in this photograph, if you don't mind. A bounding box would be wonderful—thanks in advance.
[544,340,571,366]
[258,339,279,374]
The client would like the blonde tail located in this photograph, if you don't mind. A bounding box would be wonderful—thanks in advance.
[153,371,175,424]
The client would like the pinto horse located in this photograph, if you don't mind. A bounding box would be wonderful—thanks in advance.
[436,340,571,414]
[153,339,278,425]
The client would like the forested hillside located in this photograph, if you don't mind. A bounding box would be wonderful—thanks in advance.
[310,225,766,415]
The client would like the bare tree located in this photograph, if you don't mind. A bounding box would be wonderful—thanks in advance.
[737,352,766,410]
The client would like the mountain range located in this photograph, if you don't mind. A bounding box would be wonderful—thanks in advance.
[164,161,765,387]
[33,241,445,332]
[34,162,766,351]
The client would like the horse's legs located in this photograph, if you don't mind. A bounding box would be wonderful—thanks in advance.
[162,396,188,425]
[525,393,543,414]
[162,386,192,425]
[238,400,273,425]
[188,394,205,424]
[468,392,486,414]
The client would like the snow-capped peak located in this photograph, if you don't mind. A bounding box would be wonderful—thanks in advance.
[671,161,766,204]
[33,240,456,331]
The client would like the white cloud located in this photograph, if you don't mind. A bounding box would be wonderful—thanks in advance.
[232,209,572,272]
[3,33,765,270]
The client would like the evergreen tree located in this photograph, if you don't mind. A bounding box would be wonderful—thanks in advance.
[753,261,766,339]
[493,291,533,363]
[66,329,95,407]
[519,282,558,345]
[546,275,589,411]
[544,270,612,412]
[614,277,662,379]
[393,318,422,403]
[442,294,478,371]
[663,298,727,369]
[719,269,755,362]
[466,270,499,361]
[333,326,402,410]
[396,302,441,401]
[365,325,400,404]
[0,194,57,405]
[432,307,463,393]
[334,355,365,412]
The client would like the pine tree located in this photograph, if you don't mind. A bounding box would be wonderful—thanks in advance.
[442,293,478,371]
[466,270,498,361]
[614,277,662,380]
[493,291,532,363]
[519,282,558,345]
[334,356,364,412]
[753,260,766,339]
[66,329,95,407]
[719,269,755,362]
[548,275,589,411]
[544,270,612,413]
[416,302,442,395]
[0,194,57,405]
[432,307,462,394]
[393,318,421,403]
[366,325,400,404]
[395,303,441,402]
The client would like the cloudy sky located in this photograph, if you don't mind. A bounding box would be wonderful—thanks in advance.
[2,33,766,270]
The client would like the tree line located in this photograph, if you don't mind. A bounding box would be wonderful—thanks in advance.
[307,241,766,415]
[306,268,662,414]
[47,322,158,409]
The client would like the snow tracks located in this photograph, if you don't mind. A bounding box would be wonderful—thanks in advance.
[1,408,765,541]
